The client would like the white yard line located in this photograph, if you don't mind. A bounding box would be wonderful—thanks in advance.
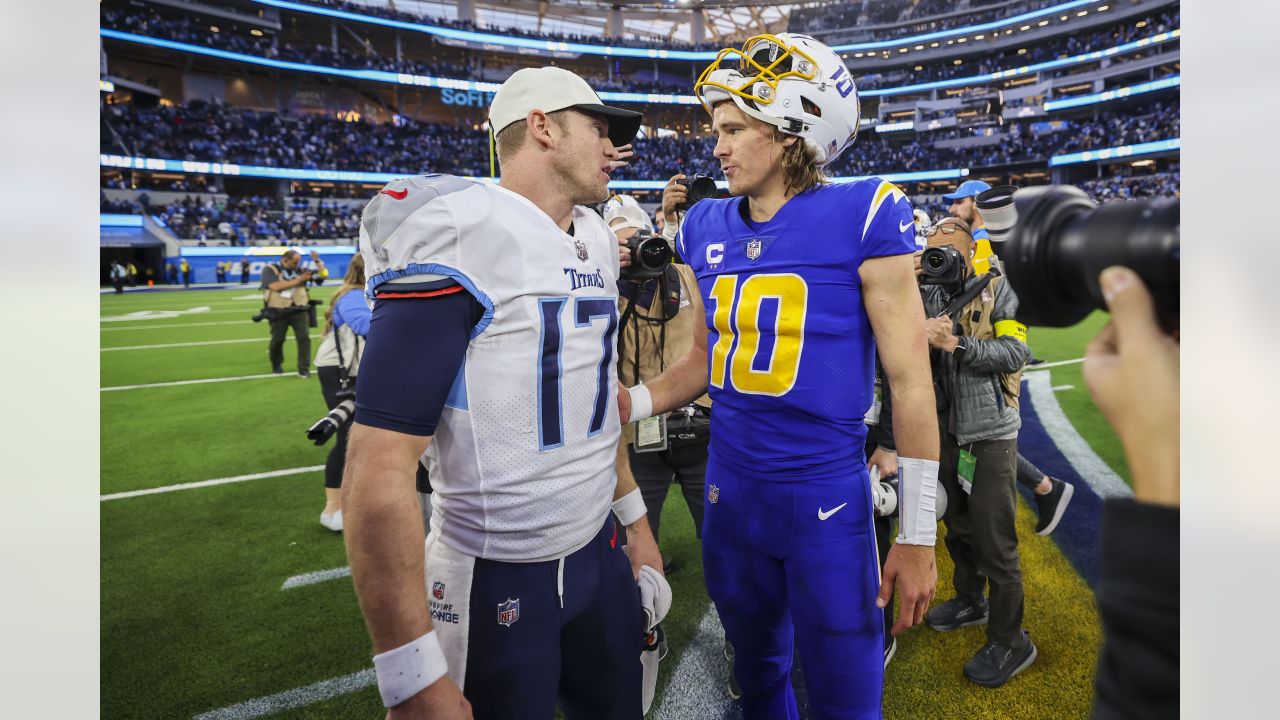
[101,320,254,332]
[102,335,320,351]
[1024,357,1085,371]
[282,566,351,590]
[101,309,263,322]
[191,669,376,720]
[101,466,324,501]
[1026,372,1132,499]
[1052,384,1076,391]
[102,373,293,392]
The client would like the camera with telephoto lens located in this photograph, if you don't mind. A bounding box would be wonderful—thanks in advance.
[917,245,968,295]
[307,398,354,446]
[977,184,1179,329]
[621,228,673,281]
[306,299,323,328]
[675,174,719,211]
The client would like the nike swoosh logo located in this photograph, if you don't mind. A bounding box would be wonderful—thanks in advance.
[817,503,848,521]
[899,220,913,233]
[380,188,409,200]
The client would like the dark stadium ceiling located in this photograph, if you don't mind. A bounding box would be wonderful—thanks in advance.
[362,1,854,45]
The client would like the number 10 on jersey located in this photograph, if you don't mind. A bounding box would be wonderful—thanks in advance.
[708,273,808,396]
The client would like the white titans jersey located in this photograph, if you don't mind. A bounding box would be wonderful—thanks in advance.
[360,175,622,562]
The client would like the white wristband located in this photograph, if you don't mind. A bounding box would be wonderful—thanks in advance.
[373,630,448,708]
[895,457,939,546]
[612,488,648,527]
[628,383,654,423]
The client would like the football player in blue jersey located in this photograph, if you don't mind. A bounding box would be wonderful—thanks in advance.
[620,34,941,719]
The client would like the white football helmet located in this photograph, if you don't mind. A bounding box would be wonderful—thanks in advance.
[695,33,861,166]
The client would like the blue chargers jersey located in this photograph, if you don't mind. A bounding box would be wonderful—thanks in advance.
[677,179,917,480]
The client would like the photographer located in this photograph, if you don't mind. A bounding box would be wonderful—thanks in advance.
[310,254,369,533]
[259,249,315,377]
[609,199,711,554]
[883,216,1035,687]
[945,180,1073,533]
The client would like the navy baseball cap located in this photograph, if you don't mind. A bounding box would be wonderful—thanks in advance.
[941,179,992,202]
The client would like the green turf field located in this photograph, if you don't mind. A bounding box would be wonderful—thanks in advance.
[101,286,1120,719]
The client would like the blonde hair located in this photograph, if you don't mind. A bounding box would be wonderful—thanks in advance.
[323,253,365,335]
[776,130,829,196]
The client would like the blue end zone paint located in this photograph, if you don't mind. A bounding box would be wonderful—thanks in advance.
[1017,386,1105,588]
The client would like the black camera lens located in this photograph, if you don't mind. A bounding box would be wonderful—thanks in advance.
[997,185,1179,328]
[676,174,719,211]
[622,230,673,281]
[919,246,967,291]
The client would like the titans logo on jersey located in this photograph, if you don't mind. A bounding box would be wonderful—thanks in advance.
[677,178,916,480]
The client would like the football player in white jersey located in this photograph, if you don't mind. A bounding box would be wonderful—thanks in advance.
[343,67,663,720]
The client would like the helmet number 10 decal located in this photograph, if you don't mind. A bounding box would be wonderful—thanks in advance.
[830,66,855,98]
[708,273,808,396]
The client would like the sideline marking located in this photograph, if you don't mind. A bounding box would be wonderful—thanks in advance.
[101,466,324,501]
[101,320,253,332]
[282,566,351,590]
[192,669,376,720]
[1025,372,1132,499]
[103,335,320,351]
[1025,357,1084,371]
[102,373,293,391]
[101,308,263,322]
[100,306,211,321]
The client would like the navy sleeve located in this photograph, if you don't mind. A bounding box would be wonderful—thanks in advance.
[353,285,479,437]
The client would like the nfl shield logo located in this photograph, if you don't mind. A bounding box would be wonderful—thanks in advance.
[497,598,520,627]
[432,581,445,601]
[575,239,590,262]
[709,484,720,504]
[746,239,762,261]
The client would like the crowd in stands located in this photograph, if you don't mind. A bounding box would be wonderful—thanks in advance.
[99,190,365,242]
[857,9,1180,90]
[1077,169,1179,202]
[102,96,1179,180]
[304,0,724,52]
[102,1,1176,97]
[791,0,1052,37]
[102,100,493,176]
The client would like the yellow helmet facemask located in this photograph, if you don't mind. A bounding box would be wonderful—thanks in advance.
[694,34,820,116]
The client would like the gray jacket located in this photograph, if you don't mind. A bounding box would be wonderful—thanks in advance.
[876,274,1029,447]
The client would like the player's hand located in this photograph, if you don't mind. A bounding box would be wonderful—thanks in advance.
[617,383,632,425]
[661,174,687,221]
[878,543,936,636]
[925,315,956,349]
[610,143,634,172]
[386,676,472,720]
[868,447,898,478]
[1083,266,1179,507]
[618,236,632,269]
[624,516,663,581]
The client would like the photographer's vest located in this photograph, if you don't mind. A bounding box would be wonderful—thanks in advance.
[263,263,310,310]
[957,274,1026,411]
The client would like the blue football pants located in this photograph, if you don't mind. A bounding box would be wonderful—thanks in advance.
[702,457,885,720]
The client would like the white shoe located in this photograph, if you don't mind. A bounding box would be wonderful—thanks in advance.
[320,510,344,532]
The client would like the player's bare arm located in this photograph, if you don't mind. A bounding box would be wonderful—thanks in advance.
[613,436,664,579]
[344,424,472,719]
[860,252,940,636]
[618,312,709,424]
